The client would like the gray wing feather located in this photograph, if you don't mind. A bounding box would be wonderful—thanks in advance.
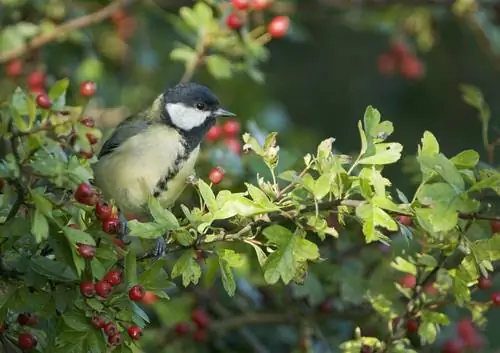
[98,118,150,159]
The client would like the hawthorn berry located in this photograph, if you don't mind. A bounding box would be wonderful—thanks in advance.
[80,80,97,97]
[224,137,242,154]
[191,308,210,329]
[423,282,439,296]
[377,54,395,75]
[27,71,45,89]
[95,201,113,221]
[102,218,120,234]
[231,0,249,10]
[208,167,225,185]
[68,224,80,229]
[175,322,191,335]
[222,119,241,137]
[251,0,271,10]
[35,93,52,109]
[268,16,289,38]
[406,318,419,333]
[128,285,145,301]
[478,276,492,290]
[456,319,482,349]
[103,322,118,336]
[17,313,38,327]
[86,133,98,145]
[390,41,409,59]
[142,291,158,305]
[6,59,23,78]
[491,292,500,306]
[103,269,122,286]
[127,325,143,340]
[226,13,243,30]
[206,124,223,142]
[91,315,105,329]
[95,280,113,298]
[441,339,464,353]
[397,215,412,227]
[192,329,207,342]
[491,220,500,233]
[18,332,37,350]
[77,244,96,259]
[399,274,417,289]
[80,281,95,298]
[400,55,423,80]
[319,299,333,313]
[80,117,96,128]
[108,333,122,346]
[74,183,96,205]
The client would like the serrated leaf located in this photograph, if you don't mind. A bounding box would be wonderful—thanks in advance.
[245,183,277,209]
[147,196,179,229]
[420,131,440,155]
[355,202,397,243]
[48,78,69,108]
[138,259,173,291]
[125,250,137,286]
[62,311,92,332]
[391,257,417,275]
[127,220,166,239]
[197,179,217,212]
[31,210,49,243]
[171,250,202,287]
[206,55,232,79]
[451,150,479,169]
[419,153,465,192]
[30,255,78,282]
[62,226,96,246]
[219,258,236,296]
[358,143,403,165]
[245,240,268,267]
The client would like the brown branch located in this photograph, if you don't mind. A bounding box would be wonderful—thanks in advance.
[0,0,135,64]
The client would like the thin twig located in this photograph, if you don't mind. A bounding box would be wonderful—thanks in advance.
[0,0,135,64]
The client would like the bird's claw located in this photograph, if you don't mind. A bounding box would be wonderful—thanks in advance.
[118,213,132,245]
[152,236,166,259]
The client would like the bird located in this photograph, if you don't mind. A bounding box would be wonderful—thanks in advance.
[91,82,235,257]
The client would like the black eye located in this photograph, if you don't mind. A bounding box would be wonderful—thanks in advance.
[195,103,206,111]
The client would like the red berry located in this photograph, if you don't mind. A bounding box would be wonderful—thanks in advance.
[107,333,122,346]
[128,285,145,301]
[268,16,289,38]
[80,81,97,97]
[226,13,243,30]
[400,55,424,80]
[206,124,223,142]
[141,291,158,305]
[127,325,143,340]
[68,224,80,229]
[80,117,96,128]
[112,238,126,249]
[390,41,409,60]
[208,167,225,185]
[80,281,95,297]
[6,59,23,78]
[457,319,479,345]
[192,329,207,342]
[95,201,113,222]
[423,282,439,296]
[377,54,396,75]
[86,133,98,145]
[491,292,500,306]
[231,0,249,10]
[397,215,412,226]
[319,299,333,313]
[74,183,95,204]
[399,274,417,289]
[17,313,38,327]
[35,93,52,109]
[250,0,271,10]
[95,280,113,298]
[406,318,419,333]
[224,137,242,154]
[79,150,93,159]
[103,269,122,286]
[91,315,106,329]
[102,218,120,234]
[222,119,241,137]
[27,71,45,89]
[191,309,210,329]
[478,276,492,290]
[18,332,37,350]
[175,322,191,335]
[77,244,96,259]
[441,340,464,353]
[103,322,118,336]
[30,86,46,95]
[491,220,500,233]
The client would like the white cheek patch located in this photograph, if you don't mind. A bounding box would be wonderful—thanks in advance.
[166,103,211,131]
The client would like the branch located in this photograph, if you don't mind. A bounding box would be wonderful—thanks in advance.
[0,0,135,64]
[179,33,209,83]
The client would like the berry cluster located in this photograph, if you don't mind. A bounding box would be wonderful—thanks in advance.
[441,319,485,353]
[205,119,242,154]
[172,308,211,342]
[377,41,424,80]
[0,313,39,350]
[226,0,290,38]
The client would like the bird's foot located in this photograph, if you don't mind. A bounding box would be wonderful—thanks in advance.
[117,213,132,245]
[152,235,167,260]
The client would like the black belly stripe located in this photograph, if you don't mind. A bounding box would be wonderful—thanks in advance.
[153,141,191,198]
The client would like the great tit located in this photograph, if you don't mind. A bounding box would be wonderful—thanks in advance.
[92,82,235,256]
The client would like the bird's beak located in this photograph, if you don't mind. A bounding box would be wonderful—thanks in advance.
[213,107,235,118]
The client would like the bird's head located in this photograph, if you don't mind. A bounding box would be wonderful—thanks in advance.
[161,82,235,132]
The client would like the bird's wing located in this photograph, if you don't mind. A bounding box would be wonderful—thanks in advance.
[98,117,150,159]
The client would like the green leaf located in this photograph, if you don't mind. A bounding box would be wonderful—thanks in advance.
[206,55,232,79]
[245,240,268,267]
[419,131,440,156]
[171,250,202,287]
[62,310,93,332]
[313,174,331,199]
[138,259,173,291]
[391,257,417,275]
[358,143,403,165]
[127,220,166,239]
[48,78,69,108]
[30,255,78,282]
[62,226,96,246]
[451,150,479,169]
[147,196,179,229]
[416,206,458,233]
[125,250,137,286]
[419,153,465,192]
[197,179,217,212]
[363,105,381,137]
[31,210,49,243]
[218,250,239,297]
[355,202,397,243]
[245,183,278,209]
[170,45,197,63]
[31,188,53,215]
